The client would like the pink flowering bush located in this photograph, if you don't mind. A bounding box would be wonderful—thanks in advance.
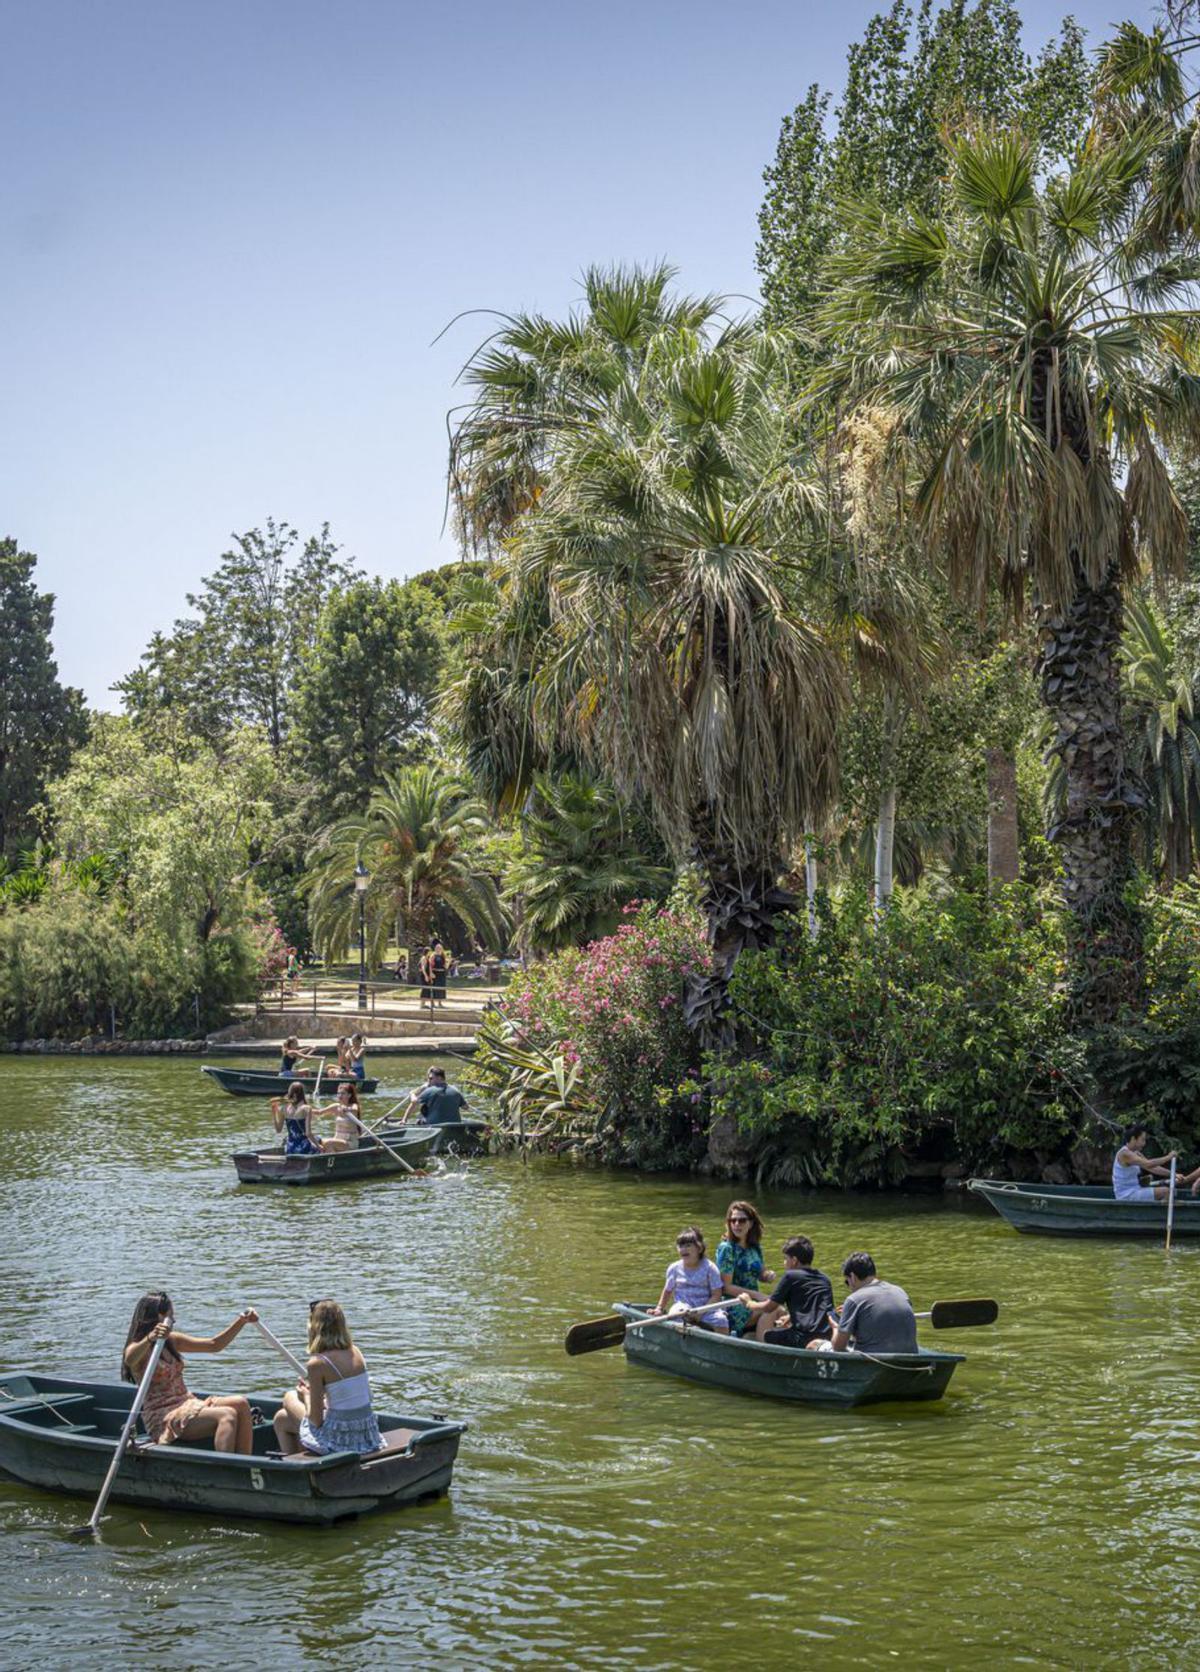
[469,901,711,1167]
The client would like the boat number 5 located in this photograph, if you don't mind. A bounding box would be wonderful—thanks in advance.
[816,1358,840,1379]
[250,1468,264,1491]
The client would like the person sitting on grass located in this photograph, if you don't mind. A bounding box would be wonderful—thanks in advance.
[1111,1123,1200,1201]
[649,1227,728,1332]
[737,1235,834,1347]
[822,1252,918,1355]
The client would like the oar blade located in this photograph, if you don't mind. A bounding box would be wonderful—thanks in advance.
[564,1315,627,1356]
[928,1298,998,1330]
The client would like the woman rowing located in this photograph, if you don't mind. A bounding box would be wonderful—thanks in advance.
[123,1292,257,1454]
[279,1035,319,1079]
[271,1082,320,1155]
[1113,1123,1200,1201]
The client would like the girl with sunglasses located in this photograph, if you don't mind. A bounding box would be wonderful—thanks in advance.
[272,1300,383,1457]
[715,1201,775,1336]
[650,1227,729,1331]
[122,1291,258,1453]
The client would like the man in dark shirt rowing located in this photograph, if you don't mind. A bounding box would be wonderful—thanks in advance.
[737,1235,835,1346]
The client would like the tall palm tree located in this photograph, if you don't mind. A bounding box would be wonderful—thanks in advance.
[814,52,1200,1019]
[456,313,845,1042]
[1122,591,1200,882]
[504,772,670,955]
[303,763,508,977]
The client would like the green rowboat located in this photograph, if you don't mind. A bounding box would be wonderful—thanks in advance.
[231,1125,438,1184]
[612,1304,964,1406]
[0,1373,465,1526]
[203,1065,380,1097]
[968,1177,1200,1236]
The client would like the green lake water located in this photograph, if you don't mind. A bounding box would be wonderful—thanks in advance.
[1,1055,1199,1670]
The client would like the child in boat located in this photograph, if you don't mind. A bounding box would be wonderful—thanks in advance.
[272,1300,383,1457]
[314,1081,363,1152]
[650,1227,729,1332]
[271,1082,320,1155]
[335,1036,352,1076]
[123,1291,257,1453]
[279,1035,318,1078]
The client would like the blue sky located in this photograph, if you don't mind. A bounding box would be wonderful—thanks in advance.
[3,0,1151,706]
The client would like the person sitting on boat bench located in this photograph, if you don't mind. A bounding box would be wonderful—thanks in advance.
[820,1252,918,1355]
[736,1235,834,1347]
[406,1066,468,1125]
[1112,1123,1200,1202]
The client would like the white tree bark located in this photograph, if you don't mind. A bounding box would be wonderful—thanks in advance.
[804,837,819,940]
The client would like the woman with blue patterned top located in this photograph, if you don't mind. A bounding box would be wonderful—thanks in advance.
[715,1200,775,1336]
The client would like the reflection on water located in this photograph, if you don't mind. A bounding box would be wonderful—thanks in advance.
[2,1056,1199,1668]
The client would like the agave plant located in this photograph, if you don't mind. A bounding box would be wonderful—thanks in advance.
[468,1012,599,1143]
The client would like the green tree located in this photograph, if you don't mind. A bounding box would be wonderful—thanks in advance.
[115,519,358,752]
[815,53,1200,1018]
[0,540,86,857]
[504,773,670,955]
[452,273,845,1041]
[757,0,1091,325]
[290,575,445,819]
[51,717,279,943]
[303,762,508,976]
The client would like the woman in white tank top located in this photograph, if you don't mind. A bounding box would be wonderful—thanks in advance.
[272,1300,383,1457]
[1111,1122,1200,1202]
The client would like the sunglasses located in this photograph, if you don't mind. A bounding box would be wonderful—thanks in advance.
[676,1239,700,1249]
[729,1215,750,1225]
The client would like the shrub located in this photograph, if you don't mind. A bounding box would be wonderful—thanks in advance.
[709,883,1084,1186]
[468,901,710,1167]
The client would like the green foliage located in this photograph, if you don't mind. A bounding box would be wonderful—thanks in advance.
[289,574,445,820]
[468,902,710,1167]
[0,540,87,857]
[757,1,1092,324]
[0,879,261,1039]
[505,773,670,954]
[709,885,1083,1186]
[303,762,508,974]
[114,519,358,752]
[50,717,278,944]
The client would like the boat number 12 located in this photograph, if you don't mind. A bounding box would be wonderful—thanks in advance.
[816,1358,840,1379]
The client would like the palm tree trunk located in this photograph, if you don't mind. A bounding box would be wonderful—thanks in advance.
[683,842,794,1050]
[986,747,1020,888]
[804,837,819,941]
[1040,568,1145,1021]
[873,692,903,923]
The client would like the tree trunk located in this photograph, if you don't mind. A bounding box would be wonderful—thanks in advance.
[804,837,819,941]
[1040,569,1145,1022]
[683,846,794,1051]
[873,692,903,924]
[986,747,1020,888]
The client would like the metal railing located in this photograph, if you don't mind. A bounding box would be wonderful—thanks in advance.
[255,972,497,1026]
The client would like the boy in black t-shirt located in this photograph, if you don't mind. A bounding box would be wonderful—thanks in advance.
[737,1235,835,1347]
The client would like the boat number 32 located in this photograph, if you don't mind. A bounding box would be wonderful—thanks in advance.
[816,1358,840,1378]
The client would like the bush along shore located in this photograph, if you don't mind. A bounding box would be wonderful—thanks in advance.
[0,1037,207,1055]
[466,892,1200,1188]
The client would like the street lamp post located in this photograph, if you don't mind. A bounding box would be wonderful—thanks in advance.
[354,862,370,1010]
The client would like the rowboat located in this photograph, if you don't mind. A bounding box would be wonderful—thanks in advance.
[231,1125,439,1184]
[612,1304,963,1406]
[968,1177,1200,1236]
[416,1118,490,1156]
[202,1065,380,1097]
[0,1373,465,1526]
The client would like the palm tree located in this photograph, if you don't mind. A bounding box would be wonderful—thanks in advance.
[815,50,1200,1019]
[303,763,508,977]
[1122,591,1200,882]
[504,773,670,955]
[455,307,845,1042]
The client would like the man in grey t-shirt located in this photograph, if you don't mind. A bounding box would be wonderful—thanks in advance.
[405,1066,469,1125]
[829,1251,918,1354]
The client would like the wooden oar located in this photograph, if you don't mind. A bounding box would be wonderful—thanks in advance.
[1166,1157,1177,1252]
[564,1296,999,1357]
[346,1112,427,1176]
[253,1317,307,1377]
[565,1298,732,1357]
[312,1056,326,1107]
[71,1334,166,1540]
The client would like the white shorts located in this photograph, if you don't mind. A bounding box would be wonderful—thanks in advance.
[1115,1185,1160,1205]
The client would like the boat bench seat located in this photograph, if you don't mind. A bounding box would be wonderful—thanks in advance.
[0,1392,94,1419]
[368,1427,418,1456]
